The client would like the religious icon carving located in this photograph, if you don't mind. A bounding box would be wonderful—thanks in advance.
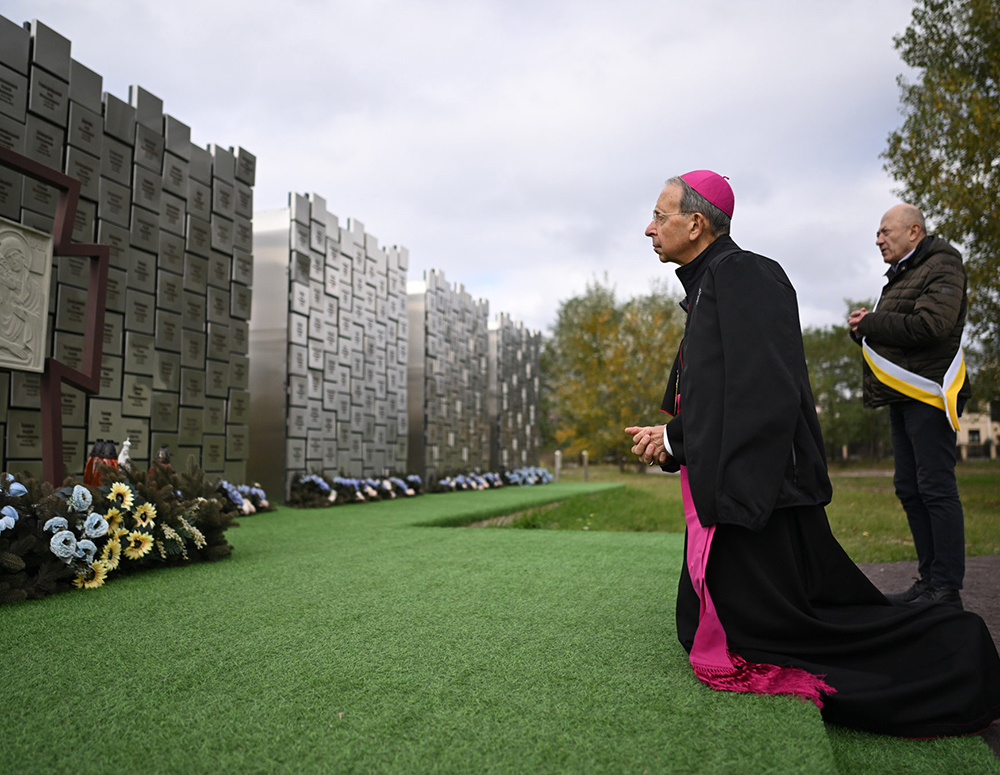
[0,217,52,372]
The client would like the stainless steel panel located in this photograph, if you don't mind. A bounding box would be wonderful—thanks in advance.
[158,231,184,274]
[7,409,43,457]
[156,269,183,313]
[203,397,225,434]
[234,146,255,186]
[181,329,206,369]
[98,177,130,229]
[187,178,210,218]
[185,214,211,257]
[127,248,156,293]
[210,213,233,254]
[129,85,163,133]
[68,58,102,113]
[154,308,182,352]
[99,353,123,398]
[28,66,68,126]
[64,145,100,200]
[212,177,234,218]
[209,144,234,184]
[163,115,191,161]
[178,407,202,445]
[101,134,133,185]
[153,350,180,392]
[207,286,229,324]
[0,16,30,74]
[124,331,155,375]
[188,144,212,185]
[0,63,28,122]
[205,359,228,398]
[132,163,161,211]
[122,374,153,417]
[228,389,250,424]
[150,392,179,432]
[124,289,156,334]
[179,368,205,407]
[27,20,71,81]
[55,284,88,334]
[208,251,230,289]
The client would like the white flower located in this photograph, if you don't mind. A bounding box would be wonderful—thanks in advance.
[50,531,77,562]
[43,516,69,533]
[68,485,93,513]
[75,540,97,564]
[83,512,109,538]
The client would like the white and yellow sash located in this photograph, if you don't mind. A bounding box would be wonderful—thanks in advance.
[862,338,965,431]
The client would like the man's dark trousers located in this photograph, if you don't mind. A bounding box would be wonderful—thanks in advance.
[889,400,965,590]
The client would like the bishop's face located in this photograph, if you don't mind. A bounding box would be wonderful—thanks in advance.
[645,184,694,265]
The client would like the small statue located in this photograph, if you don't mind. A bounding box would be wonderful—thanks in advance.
[150,444,171,477]
[117,438,132,472]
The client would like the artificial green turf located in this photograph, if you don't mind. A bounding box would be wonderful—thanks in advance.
[1,486,997,774]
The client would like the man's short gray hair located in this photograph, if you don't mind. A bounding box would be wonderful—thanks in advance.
[667,176,731,236]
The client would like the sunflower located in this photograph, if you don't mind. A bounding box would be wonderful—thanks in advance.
[73,561,109,589]
[100,538,122,571]
[122,531,154,560]
[109,482,134,511]
[104,506,124,533]
[133,502,157,529]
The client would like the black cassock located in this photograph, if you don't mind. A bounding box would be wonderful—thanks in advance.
[662,235,1000,738]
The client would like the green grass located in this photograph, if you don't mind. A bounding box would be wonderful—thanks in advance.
[521,461,1000,564]
[1,483,998,774]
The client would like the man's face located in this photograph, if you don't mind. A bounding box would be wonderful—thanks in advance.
[644,184,693,265]
[876,209,919,265]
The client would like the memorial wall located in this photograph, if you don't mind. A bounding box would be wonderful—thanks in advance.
[0,16,255,481]
[488,313,542,471]
[248,194,409,501]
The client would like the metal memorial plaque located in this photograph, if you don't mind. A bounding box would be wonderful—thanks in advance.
[162,152,188,198]
[152,350,180,392]
[129,205,159,253]
[122,374,153,417]
[102,135,133,186]
[69,58,102,113]
[61,427,87,476]
[98,177,131,229]
[0,218,52,372]
[154,309,182,352]
[72,196,97,243]
[207,322,231,360]
[64,146,100,202]
[7,408,43,457]
[10,369,40,407]
[203,398,226,435]
[124,289,156,334]
[163,115,191,160]
[188,145,212,185]
[124,331,155,375]
[227,389,249,425]
[179,368,206,408]
[205,359,228,398]
[99,353,123,398]
[0,63,27,123]
[156,269,183,313]
[150,391,179,432]
[67,101,103,157]
[0,166,22,221]
[55,283,89,334]
[180,329,206,369]
[158,231,184,274]
[210,213,233,254]
[127,248,156,293]
[232,248,253,285]
[185,215,211,257]
[234,147,255,186]
[182,290,207,332]
[134,124,164,171]
[28,66,69,126]
[178,407,203,446]
[132,163,162,212]
[160,190,185,235]
[230,319,248,355]
[207,251,230,289]
[229,354,249,390]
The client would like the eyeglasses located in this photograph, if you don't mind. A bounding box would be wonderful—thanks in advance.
[653,210,694,225]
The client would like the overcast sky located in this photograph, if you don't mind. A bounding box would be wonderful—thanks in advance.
[9,0,921,334]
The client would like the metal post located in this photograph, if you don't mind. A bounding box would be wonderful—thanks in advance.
[582,449,589,482]
[554,450,561,482]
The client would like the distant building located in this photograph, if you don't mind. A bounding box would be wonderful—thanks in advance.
[958,411,998,460]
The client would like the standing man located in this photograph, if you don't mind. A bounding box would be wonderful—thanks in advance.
[848,204,969,610]
[625,173,1000,738]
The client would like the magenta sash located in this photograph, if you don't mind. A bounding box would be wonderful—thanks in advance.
[681,465,835,708]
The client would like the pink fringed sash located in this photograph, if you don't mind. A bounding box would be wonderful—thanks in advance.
[681,466,835,708]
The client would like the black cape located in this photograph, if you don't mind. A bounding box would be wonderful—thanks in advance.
[665,237,1000,737]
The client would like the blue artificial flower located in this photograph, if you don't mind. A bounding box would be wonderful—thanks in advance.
[68,485,93,513]
[2,473,27,498]
[43,516,69,533]
[1,504,18,523]
[0,513,16,535]
[83,512,109,539]
[75,539,97,564]
[50,530,77,562]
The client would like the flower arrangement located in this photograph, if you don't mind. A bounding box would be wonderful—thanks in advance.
[0,457,267,604]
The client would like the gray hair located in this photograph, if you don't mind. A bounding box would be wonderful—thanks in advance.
[666,176,731,236]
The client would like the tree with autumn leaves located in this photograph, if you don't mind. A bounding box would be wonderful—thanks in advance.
[883,0,1000,404]
[542,276,684,469]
